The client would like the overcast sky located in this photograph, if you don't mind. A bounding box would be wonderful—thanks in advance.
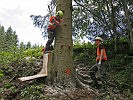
[0,0,50,46]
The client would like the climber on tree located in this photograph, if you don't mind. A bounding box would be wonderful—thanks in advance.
[44,10,64,53]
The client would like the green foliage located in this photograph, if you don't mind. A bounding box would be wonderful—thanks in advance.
[3,83,12,89]
[26,41,31,49]
[73,0,133,51]
[20,84,47,100]
[19,42,26,50]
[0,46,43,83]
[74,42,96,65]
[0,50,24,67]
[0,45,45,99]
[0,70,4,77]
[0,87,6,94]
[24,47,42,59]
[0,47,42,68]
[104,37,129,58]
[0,25,18,51]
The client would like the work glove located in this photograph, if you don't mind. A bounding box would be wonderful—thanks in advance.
[98,61,101,65]
[49,22,54,26]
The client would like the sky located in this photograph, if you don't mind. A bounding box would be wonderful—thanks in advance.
[0,0,50,46]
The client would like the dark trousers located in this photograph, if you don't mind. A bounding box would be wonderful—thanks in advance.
[89,62,106,86]
[45,29,55,52]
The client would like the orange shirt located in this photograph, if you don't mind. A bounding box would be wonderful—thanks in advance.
[48,16,61,30]
[96,44,107,62]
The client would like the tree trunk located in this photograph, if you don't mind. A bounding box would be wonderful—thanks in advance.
[47,0,75,88]
[122,0,133,50]
[110,0,118,53]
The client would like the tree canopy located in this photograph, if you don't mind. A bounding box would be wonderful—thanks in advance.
[30,0,133,50]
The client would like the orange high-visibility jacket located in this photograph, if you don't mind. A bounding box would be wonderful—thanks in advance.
[48,16,61,30]
[96,44,107,62]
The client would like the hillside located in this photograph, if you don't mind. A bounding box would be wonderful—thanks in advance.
[0,38,132,100]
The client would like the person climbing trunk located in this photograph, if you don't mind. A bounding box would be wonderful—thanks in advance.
[44,11,64,53]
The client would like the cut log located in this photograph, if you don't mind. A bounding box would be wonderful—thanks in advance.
[18,53,49,81]
[18,74,47,81]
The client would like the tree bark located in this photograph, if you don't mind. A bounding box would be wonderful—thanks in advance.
[47,0,75,88]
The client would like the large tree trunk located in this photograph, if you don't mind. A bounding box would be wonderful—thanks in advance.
[47,0,75,88]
